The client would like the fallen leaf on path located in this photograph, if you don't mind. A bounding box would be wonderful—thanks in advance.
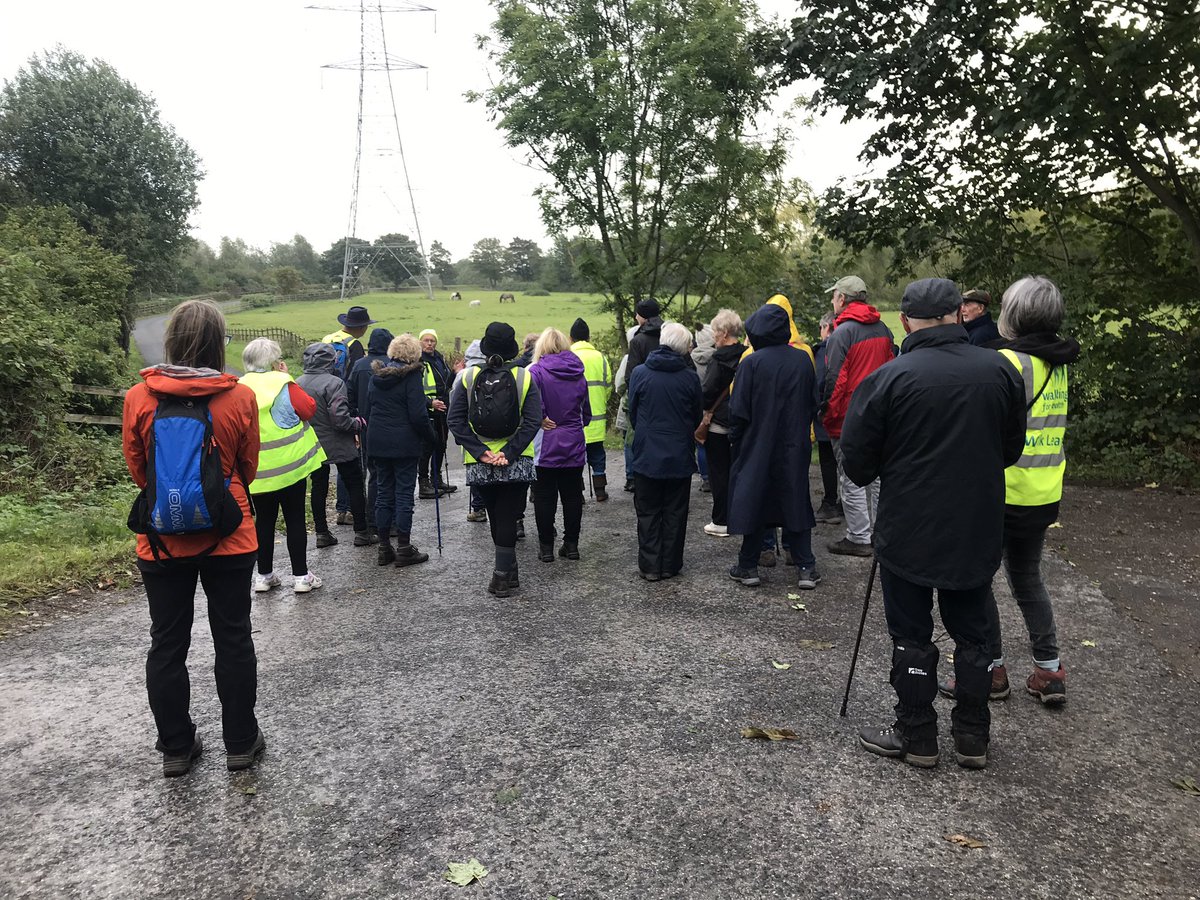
[945,833,986,849]
[1048,522,1062,529]
[771,659,792,670]
[1081,640,1097,647]
[787,592,802,600]
[352,589,366,594]
[740,727,799,741]
[798,640,834,651]
[790,602,807,611]
[1144,482,1159,489]
[96,578,115,590]
[238,785,257,796]
[1172,776,1200,796]
[444,859,488,886]
[495,785,522,805]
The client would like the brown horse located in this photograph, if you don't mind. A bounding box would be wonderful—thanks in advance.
[499,292,516,304]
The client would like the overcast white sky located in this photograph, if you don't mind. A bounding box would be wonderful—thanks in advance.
[1,0,875,260]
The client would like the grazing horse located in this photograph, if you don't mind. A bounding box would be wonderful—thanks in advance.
[499,292,516,304]
[469,299,481,308]
[450,291,462,301]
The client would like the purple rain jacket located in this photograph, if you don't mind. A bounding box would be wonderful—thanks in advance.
[528,350,591,468]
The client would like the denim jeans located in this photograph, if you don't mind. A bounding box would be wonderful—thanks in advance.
[585,441,607,476]
[696,444,708,481]
[833,438,878,544]
[740,529,813,569]
[373,456,419,535]
[984,525,1059,663]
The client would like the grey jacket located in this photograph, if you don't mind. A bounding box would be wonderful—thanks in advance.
[691,324,716,384]
[297,342,362,464]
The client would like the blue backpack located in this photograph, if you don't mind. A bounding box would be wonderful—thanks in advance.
[127,396,245,560]
[328,340,350,380]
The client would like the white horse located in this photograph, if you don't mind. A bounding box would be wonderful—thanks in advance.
[469,299,481,308]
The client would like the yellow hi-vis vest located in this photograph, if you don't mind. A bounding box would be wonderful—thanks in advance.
[460,366,534,464]
[570,340,612,444]
[422,361,439,398]
[1000,349,1068,506]
[239,371,327,494]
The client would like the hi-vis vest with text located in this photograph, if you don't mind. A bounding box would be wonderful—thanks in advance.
[460,365,534,464]
[239,370,326,494]
[1000,350,1068,506]
[571,340,611,444]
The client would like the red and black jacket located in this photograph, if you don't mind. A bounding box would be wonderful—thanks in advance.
[820,301,896,439]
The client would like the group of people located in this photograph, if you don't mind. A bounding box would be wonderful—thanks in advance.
[123,269,1077,776]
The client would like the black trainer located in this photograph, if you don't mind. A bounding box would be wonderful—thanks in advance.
[728,565,761,587]
[858,725,939,768]
[162,737,202,778]
[226,729,265,772]
[953,731,989,769]
[538,543,555,562]
[558,541,580,560]
[315,531,338,548]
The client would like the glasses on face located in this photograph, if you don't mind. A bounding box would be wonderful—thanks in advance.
[223,334,233,346]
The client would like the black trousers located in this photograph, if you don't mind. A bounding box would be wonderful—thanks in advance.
[533,465,584,544]
[879,564,992,742]
[478,481,528,549]
[253,478,309,576]
[419,412,448,482]
[311,460,367,533]
[705,432,732,526]
[817,439,839,506]
[633,475,691,577]
[139,552,258,755]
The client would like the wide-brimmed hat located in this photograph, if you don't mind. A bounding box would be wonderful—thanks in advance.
[337,306,377,328]
[480,322,519,361]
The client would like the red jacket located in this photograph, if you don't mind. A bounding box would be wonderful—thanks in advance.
[123,366,260,561]
[821,302,895,439]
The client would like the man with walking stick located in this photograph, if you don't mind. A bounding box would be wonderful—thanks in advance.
[838,278,1025,770]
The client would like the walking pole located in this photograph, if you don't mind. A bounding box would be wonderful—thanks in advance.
[840,555,879,718]
[431,450,444,557]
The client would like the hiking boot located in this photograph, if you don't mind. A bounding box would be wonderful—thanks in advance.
[162,737,202,778]
[728,565,761,587]
[442,483,458,493]
[558,541,580,560]
[335,511,352,526]
[226,729,265,772]
[418,479,447,500]
[515,518,526,540]
[624,479,635,493]
[293,572,322,593]
[394,544,429,567]
[815,501,844,525]
[467,509,488,523]
[538,542,555,563]
[1026,664,1067,706]
[377,544,397,566]
[315,531,338,548]
[353,530,380,546]
[699,479,712,493]
[487,569,514,598]
[953,731,989,769]
[796,566,822,590]
[827,537,873,557]
[703,522,730,537]
[638,569,661,582]
[858,725,939,768]
[759,549,777,568]
[593,475,608,502]
[509,564,520,590]
[252,572,281,593]
[939,664,1011,701]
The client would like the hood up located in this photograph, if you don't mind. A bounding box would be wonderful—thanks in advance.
[532,349,585,381]
[692,324,716,365]
[303,341,336,374]
[367,327,395,356]
[464,339,485,369]
[835,299,882,326]
[141,365,240,398]
[996,332,1081,365]
[766,294,804,347]
[644,346,689,372]
[745,304,792,350]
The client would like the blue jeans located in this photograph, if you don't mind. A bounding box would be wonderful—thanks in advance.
[741,528,813,569]
[373,456,418,535]
[335,469,349,513]
[696,444,708,481]
[585,441,606,476]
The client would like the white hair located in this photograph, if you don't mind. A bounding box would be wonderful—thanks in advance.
[659,322,693,355]
[242,337,282,373]
[999,276,1064,339]
[710,308,743,340]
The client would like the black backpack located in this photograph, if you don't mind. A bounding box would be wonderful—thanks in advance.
[127,396,245,560]
[466,364,525,440]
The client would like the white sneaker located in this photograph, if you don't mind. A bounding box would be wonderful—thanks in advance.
[293,572,323,593]
[253,572,280,593]
[703,522,729,537]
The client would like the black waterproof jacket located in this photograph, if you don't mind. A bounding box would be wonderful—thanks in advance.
[348,328,394,418]
[726,305,818,535]
[701,342,746,430]
[840,324,1026,589]
[363,360,438,459]
[626,316,663,374]
[627,347,702,479]
[965,312,1001,346]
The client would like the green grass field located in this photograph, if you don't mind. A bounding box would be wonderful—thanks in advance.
[224,289,611,353]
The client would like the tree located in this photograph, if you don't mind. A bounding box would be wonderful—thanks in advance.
[373,232,425,289]
[772,0,1200,279]
[470,238,506,287]
[320,237,372,284]
[474,0,790,336]
[504,237,544,282]
[269,234,322,283]
[429,240,457,284]
[0,48,202,322]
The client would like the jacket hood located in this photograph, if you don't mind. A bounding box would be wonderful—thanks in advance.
[645,346,689,372]
[835,300,882,326]
[713,341,746,371]
[367,327,395,356]
[997,332,1080,364]
[745,304,791,349]
[766,294,804,347]
[303,342,336,374]
[141,365,240,398]
[638,317,663,337]
[371,359,423,390]
[692,325,716,366]
[464,339,485,369]
[532,350,585,381]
